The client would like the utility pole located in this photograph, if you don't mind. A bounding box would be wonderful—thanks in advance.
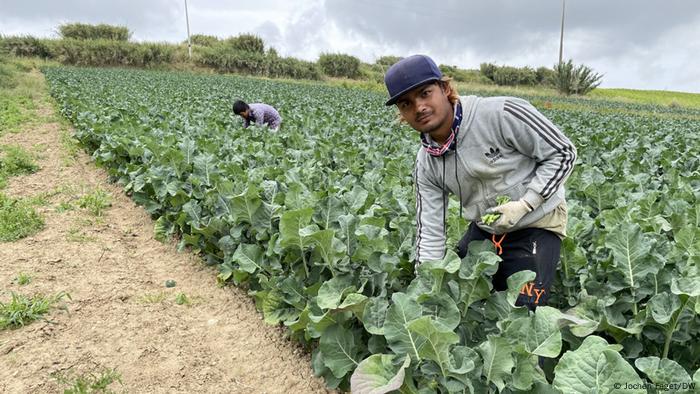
[559,0,566,65]
[184,0,192,59]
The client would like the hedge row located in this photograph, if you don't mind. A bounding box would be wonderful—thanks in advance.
[0,36,319,79]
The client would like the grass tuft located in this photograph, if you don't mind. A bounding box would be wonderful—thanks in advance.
[0,144,40,188]
[0,291,70,329]
[15,272,33,286]
[0,193,44,241]
[52,367,123,394]
[77,188,111,216]
[138,292,167,304]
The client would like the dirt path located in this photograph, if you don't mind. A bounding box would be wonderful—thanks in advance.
[0,70,332,393]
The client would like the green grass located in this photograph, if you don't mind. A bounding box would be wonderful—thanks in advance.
[138,291,167,304]
[590,88,700,109]
[77,188,111,216]
[324,77,385,94]
[0,145,39,172]
[24,192,51,207]
[52,367,123,394]
[15,272,33,285]
[0,56,48,134]
[57,201,75,212]
[60,129,82,165]
[0,58,19,89]
[454,80,560,98]
[528,98,700,121]
[0,94,34,133]
[0,291,70,329]
[0,193,45,241]
[66,226,97,243]
[0,144,40,187]
[54,184,80,213]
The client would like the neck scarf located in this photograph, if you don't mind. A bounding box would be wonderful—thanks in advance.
[420,101,463,157]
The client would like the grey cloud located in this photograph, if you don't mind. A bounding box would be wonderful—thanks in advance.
[320,0,700,91]
[1,0,181,41]
[254,20,283,50]
[325,0,700,61]
[279,4,329,59]
[2,0,699,92]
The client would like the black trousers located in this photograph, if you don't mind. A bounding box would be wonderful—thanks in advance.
[456,223,561,311]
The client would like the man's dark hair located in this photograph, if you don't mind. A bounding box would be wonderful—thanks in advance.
[232,100,249,115]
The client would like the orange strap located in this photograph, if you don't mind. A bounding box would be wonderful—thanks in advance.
[491,233,506,255]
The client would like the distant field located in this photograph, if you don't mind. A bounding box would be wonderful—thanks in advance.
[591,88,700,108]
[5,54,700,111]
[332,77,700,111]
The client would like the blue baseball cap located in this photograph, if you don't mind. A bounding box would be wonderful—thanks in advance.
[384,54,443,106]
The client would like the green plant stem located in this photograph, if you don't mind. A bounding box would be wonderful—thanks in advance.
[662,295,693,359]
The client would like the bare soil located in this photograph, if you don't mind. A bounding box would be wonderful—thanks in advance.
[0,71,332,394]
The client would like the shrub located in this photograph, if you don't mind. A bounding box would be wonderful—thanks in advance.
[135,43,176,66]
[188,34,219,47]
[223,34,265,54]
[0,36,52,58]
[375,56,403,67]
[536,66,556,86]
[492,65,537,86]
[359,65,385,84]
[58,23,130,41]
[439,64,492,84]
[439,64,460,78]
[479,62,498,81]
[268,56,321,80]
[318,53,361,79]
[480,63,540,86]
[50,39,174,67]
[196,45,321,80]
[554,59,603,95]
[197,46,267,75]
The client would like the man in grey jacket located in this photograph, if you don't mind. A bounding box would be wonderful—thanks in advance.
[384,55,577,311]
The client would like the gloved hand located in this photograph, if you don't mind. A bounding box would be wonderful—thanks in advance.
[486,199,533,232]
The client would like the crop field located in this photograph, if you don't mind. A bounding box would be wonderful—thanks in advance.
[43,66,700,393]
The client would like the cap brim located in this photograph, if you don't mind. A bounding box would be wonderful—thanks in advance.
[385,77,440,106]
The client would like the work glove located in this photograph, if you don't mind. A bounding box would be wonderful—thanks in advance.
[485,199,533,232]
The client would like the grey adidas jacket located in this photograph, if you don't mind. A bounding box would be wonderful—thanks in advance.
[414,95,577,263]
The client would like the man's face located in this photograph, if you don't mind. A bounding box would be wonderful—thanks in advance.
[395,82,453,138]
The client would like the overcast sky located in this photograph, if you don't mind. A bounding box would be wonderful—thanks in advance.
[2,0,699,93]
